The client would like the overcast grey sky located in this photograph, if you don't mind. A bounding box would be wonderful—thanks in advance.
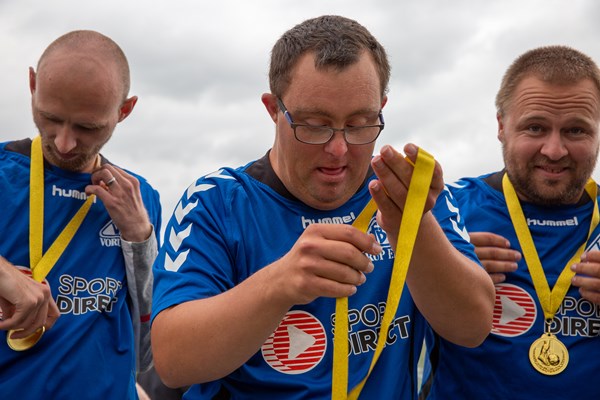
[2,0,599,231]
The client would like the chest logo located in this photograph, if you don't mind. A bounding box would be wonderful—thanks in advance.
[262,310,327,374]
[492,283,537,337]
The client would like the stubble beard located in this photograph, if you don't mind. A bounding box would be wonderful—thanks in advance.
[502,145,598,206]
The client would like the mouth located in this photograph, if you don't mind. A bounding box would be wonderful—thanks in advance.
[536,164,570,178]
[318,166,346,175]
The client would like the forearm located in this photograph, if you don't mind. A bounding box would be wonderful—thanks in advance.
[407,212,495,347]
[122,227,157,372]
[152,265,292,388]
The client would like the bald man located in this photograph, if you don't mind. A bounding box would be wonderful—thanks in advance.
[0,30,161,399]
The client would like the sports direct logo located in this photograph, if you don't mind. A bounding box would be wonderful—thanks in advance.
[262,311,327,374]
[492,283,537,337]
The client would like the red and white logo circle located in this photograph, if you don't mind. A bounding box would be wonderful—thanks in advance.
[262,310,327,374]
[492,283,537,337]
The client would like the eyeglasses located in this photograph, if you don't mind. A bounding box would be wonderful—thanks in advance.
[276,98,385,145]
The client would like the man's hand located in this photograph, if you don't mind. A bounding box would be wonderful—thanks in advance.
[0,258,59,337]
[571,250,600,305]
[468,232,521,284]
[368,143,444,250]
[86,164,152,242]
[266,223,382,306]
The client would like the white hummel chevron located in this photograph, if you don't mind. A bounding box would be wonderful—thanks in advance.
[174,199,198,225]
[445,197,470,241]
[164,250,190,272]
[186,182,216,199]
[205,169,235,180]
[169,224,192,252]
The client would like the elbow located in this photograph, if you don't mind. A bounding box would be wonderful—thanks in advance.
[457,318,493,348]
[152,335,184,388]
[153,358,183,389]
[444,309,493,348]
[455,284,495,348]
[445,281,495,348]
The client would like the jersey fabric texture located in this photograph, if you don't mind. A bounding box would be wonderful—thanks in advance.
[423,172,600,400]
[0,139,161,400]
[151,154,479,400]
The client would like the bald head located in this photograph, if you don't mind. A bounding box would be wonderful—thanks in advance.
[37,30,131,101]
[29,30,138,173]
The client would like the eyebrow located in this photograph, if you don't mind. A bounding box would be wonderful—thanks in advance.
[291,106,380,120]
[39,110,106,130]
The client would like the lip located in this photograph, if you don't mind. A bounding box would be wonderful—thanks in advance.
[535,165,569,178]
[316,166,347,182]
[56,151,77,160]
[319,166,345,175]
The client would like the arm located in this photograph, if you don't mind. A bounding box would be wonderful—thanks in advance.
[368,144,495,347]
[122,230,157,373]
[86,164,156,371]
[152,223,381,388]
[0,256,59,336]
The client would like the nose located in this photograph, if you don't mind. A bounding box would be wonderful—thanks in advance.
[540,131,568,160]
[53,125,77,154]
[323,130,348,156]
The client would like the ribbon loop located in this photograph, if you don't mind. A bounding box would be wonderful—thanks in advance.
[332,147,435,399]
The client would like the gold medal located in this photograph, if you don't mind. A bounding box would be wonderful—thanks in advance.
[528,333,569,375]
[6,326,46,351]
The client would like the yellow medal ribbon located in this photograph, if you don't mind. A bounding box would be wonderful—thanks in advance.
[7,136,95,351]
[332,147,435,399]
[502,174,599,321]
[30,135,96,282]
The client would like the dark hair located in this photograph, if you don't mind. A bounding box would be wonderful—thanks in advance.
[268,15,390,99]
[496,45,600,116]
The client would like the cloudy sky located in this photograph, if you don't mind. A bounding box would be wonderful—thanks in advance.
[2,0,599,233]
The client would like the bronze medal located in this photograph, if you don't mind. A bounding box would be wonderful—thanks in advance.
[528,333,569,375]
[6,326,45,351]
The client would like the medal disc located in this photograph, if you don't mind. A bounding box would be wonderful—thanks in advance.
[528,333,568,375]
[6,326,45,351]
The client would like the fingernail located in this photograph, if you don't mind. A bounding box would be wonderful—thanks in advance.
[405,144,416,156]
[369,180,380,192]
[366,261,374,273]
[581,252,588,262]
[372,242,382,254]
[382,145,393,158]
[359,272,367,283]
[372,155,383,169]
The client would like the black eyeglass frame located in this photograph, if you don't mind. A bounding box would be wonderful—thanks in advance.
[276,97,385,145]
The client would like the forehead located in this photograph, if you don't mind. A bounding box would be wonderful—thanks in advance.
[284,52,382,109]
[35,54,121,117]
[508,76,600,120]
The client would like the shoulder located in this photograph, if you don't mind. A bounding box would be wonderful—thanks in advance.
[446,172,499,202]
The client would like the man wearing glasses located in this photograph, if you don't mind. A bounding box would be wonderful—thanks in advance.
[150,15,494,399]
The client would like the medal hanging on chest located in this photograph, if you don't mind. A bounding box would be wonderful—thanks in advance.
[528,320,569,375]
[6,136,96,351]
[503,174,598,375]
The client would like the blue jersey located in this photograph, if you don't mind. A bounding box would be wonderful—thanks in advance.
[0,139,161,399]
[423,173,600,399]
[152,155,478,399]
